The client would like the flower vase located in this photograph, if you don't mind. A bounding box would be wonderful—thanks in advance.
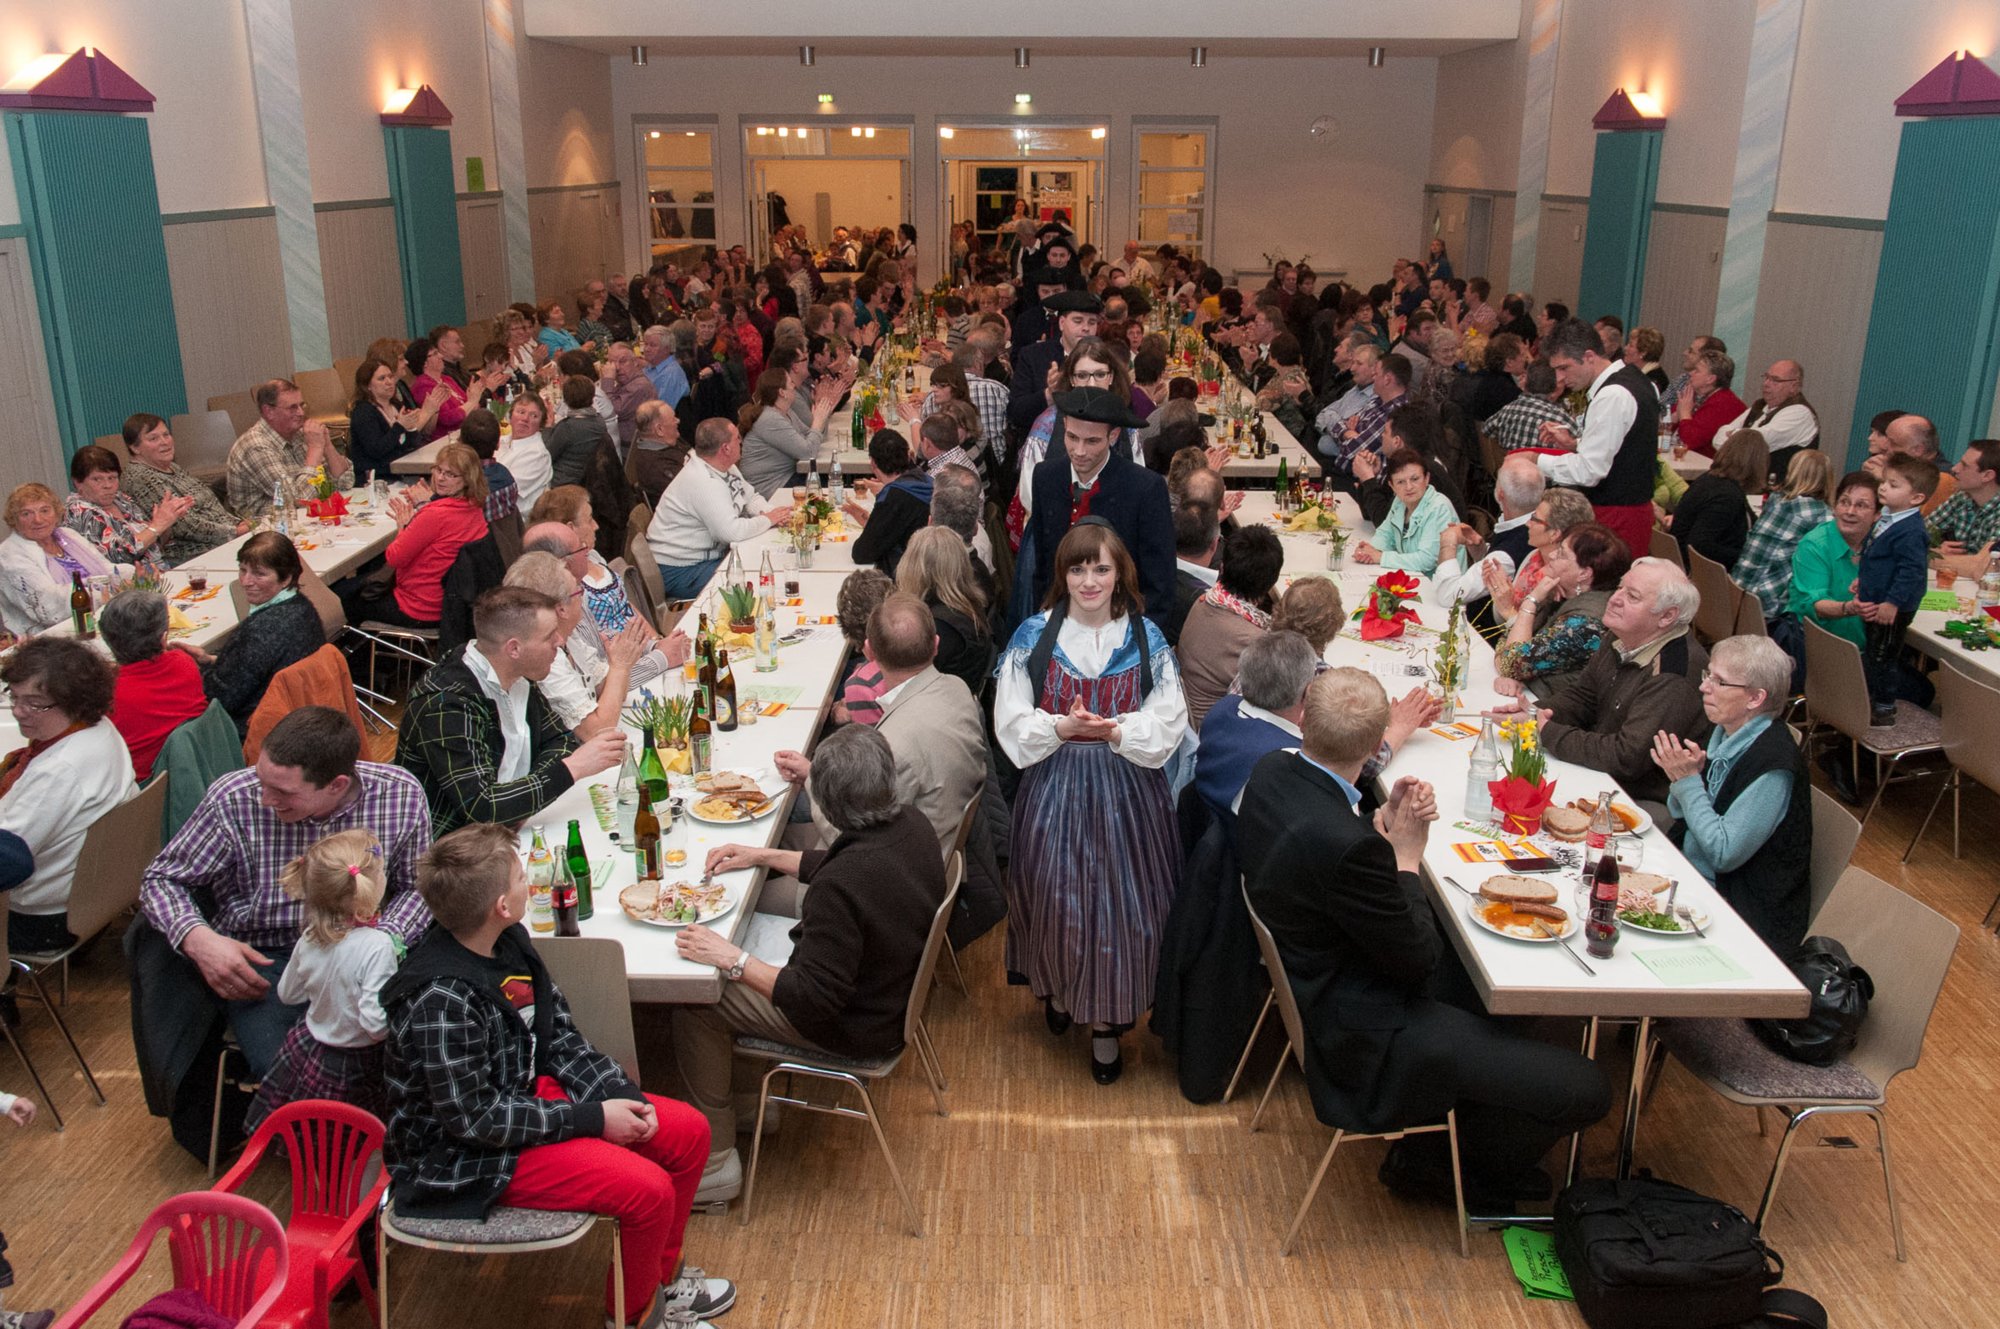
[1488,775,1557,837]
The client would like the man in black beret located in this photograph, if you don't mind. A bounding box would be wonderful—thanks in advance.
[1009,267,1073,365]
[1027,386,1175,632]
[1008,288,1105,445]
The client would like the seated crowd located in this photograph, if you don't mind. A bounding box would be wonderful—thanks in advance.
[2,222,1989,1327]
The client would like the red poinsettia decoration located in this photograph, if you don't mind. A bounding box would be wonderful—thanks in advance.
[1356,570,1421,640]
[304,492,349,523]
[1488,775,1557,836]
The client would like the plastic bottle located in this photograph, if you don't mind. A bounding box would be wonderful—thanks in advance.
[272,480,289,537]
[525,827,555,933]
[1465,718,1501,822]
[1979,551,2000,622]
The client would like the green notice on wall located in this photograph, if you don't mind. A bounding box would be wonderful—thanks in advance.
[466,157,485,193]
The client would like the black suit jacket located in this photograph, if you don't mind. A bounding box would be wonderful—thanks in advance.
[1029,451,1175,632]
[1008,337,1065,436]
[1161,567,1208,647]
[1237,749,1458,1133]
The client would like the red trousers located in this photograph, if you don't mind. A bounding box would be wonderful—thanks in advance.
[1591,501,1657,564]
[499,1080,711,1323]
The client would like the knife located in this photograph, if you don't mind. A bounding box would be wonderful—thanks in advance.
[1535,919,1597,975]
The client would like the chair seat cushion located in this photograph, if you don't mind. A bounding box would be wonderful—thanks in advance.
[1656,1018,1881,1103]
[734,1035,899,1076]
[385,1205,596,1245]
[1854,703,1942,755]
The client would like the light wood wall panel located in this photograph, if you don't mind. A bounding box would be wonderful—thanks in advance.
[1748,219,1883,467]
[457,195,509,330]
[316,204,406,359]
[164,215,292,408]
[0,237,69,496]
[1636,209,1726,374]
[1533,200,1588,311]
[529,184,623,308]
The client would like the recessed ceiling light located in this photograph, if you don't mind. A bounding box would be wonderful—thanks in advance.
[777,127,788,137]
[1015,92,1032,105]
[648,130,661,139]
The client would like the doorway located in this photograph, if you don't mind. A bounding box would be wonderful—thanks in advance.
[744,123,913,265]
[938,124,1105,277]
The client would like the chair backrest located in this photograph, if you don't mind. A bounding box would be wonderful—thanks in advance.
[1810,867,1958,1091]
[332,356,364,393]
[625,525,666,623]
[65,774,170,942]
[1807,785,1862,927]
[94,432,131,463]
[1240,881,1309,1073]
[1477,428,1502,485]
[206,392,261,437]
[170,410,242,478]
[903,861,964,1047]
[296,563,349,638]
[229,1099,387,1226]
[622,565,660,632]
[1648,525,1685,571]
[243,645,366,763]
[1732,586,1768,638]
[947,781,984,862]
[157,701,246,842]
[1801,619,1873,741]
[491,508,525,565]
[1935,655,2000,798]
[534,936,641,1085]
[628,500,654,544]
[295,367,348,420]
[55,1192,289,1329]
[1686,547,1739,642]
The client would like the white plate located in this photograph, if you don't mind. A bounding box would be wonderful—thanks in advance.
[685,791,779,825]
[1618,909,1709,937]
[1467,897,1579,944]
[622,887,739,929]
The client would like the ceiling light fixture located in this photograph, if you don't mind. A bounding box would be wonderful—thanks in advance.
[1091,127,1106,139]
[818,92,834,104]
[938,126,955,139]
[777,127,789,137]
[799,45,815,67]
[755,126,770,135]
[850,126,862,137]
[1191,46,1208,68]
[1015,92,1032,105]
[630,45,648,66]
[1368,46,1386,68]
[1015,47,1030,69]
[796,127,807,137]
[864,127,875,138]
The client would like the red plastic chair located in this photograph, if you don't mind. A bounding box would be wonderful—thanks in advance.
[54,1191,288,1328]
[212,1099,387,1329]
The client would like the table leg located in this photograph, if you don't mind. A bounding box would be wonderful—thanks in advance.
[1566,1016,1600,1187]
[1616,1016,1652,1180]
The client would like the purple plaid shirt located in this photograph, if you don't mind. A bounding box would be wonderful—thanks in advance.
[1328,390,1407,471]
[141,763,434,953]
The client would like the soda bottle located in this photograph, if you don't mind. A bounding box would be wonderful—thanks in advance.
[564,819,594,921]
[1585,853,1621,959]
[551,855,581,937]
[1979,550,2000,622]
[525,827,556,934]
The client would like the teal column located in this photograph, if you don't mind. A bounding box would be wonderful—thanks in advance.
[1849,117,2000,466]
[1712,0,1804,358]
[1576,130,1661,331]
[383,125,467,337]
[6,111,187,457]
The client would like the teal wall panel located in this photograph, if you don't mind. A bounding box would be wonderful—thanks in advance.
[5,112,187,458]
[1576,130,1661,333]
[383,125,466,337]
[1850,117,2000,468]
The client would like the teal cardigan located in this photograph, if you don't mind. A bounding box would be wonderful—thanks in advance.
[1375,484,1461,576]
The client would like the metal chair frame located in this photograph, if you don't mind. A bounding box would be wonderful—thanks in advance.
[377,1200,623,1329]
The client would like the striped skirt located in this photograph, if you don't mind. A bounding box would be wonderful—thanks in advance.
[246,1020,389,1133]
[1005,740,1180,1026]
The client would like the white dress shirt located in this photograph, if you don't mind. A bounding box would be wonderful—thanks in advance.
[462,642,533,781]
[499,432,554,510]
[1538,360,1639,490]
[1720,400,1818,454]
[1428,508,1533,608]
[994,614,1188,770]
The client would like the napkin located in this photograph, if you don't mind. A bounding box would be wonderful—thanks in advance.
[166,605,197,631]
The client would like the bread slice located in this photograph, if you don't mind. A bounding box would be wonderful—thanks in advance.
[1621,870,1671,896]
[1479,874,1559,906]
[1543,805,1591,841]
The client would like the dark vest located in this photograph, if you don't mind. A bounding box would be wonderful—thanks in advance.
[1490,517,1535,569]
[1585,362,1660,508]
[1669,719,1811,953]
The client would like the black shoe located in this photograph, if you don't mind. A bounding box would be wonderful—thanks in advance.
[1816,749,1862,805]
[1090,1037,1123,1085]
[1043,997,1072,1036]
[0,990,17,1030]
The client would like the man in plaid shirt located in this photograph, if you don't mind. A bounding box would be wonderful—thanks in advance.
[1928,438,2000,579]
[1734,487,1833,619]
[1484,360,1575,452]
[1323,352,1412,488]
[383,823,734,1326]
[397,586,627,834]
[224,378,352,519]
[139,707,433,1075]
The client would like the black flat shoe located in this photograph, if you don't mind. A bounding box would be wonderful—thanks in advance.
[1090,1037,1123,1085]
[1043,998,1072,1036]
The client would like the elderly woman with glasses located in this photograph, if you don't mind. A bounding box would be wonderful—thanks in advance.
[0,638,138,953]
[1650,634,1812,952]
[0,483,132,636]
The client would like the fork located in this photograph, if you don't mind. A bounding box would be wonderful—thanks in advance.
[1672,885,1707,937]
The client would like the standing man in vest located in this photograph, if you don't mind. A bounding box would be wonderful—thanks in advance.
[1719,360,1817,483]
[1533,319,1658,557]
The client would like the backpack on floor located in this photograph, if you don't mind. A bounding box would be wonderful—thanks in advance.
[1553,1177,1825,1329]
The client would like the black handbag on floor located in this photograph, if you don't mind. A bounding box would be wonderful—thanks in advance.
[1553,1177,1825,1329]
[1752,935,1874,1066]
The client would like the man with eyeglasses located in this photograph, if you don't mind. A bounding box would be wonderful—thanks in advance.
[1719,359,1817,481]
[1492,556,1708,814]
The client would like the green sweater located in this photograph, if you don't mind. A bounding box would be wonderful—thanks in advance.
[1786,520,1864,646]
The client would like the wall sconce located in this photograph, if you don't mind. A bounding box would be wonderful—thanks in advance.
[1593,87,1668,130]
[1091,127,1107,139]
[381,84,453,127]
[0,46,155,112]
[817,93,833,104]
[1368,47,1386,68]
[631,45,648,66]
[1015,48,1030,69]
[1191,47,1208,68]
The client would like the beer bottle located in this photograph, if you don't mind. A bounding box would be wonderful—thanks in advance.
[638,726,670,804]
[699,634,719,712]
[715,649,738,732]
[564,819,594,921]
[70,572,95,638]
[689,691,713,776]
[634,785,662,880]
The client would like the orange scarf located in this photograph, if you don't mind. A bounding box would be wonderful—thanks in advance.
[0,722,86,800]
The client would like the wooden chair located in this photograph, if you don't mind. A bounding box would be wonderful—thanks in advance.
[1476,427,1502,486]
[1652,868,1959,1261]
[171,409,242,485]
[1648,526,1685,571]
[207,391,261,437]
[13,774,169,1004]
[1686,548,1740,644]
[1901,659,2000,900]
[1809,786,1863,926]
[1733,586,1769,638]
[294,367,348,423]
[628,499,654,546]
[1,896,71,1131]
[332,356,363,393]
[734,863,960,1235]
[1799,621,1943,831]
[531,936,641,1085]
[93,433,130,463]
[626,526,668,627]
[1240,883,1468,1257]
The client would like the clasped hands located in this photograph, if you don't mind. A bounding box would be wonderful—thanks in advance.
[1054,697,1120,745]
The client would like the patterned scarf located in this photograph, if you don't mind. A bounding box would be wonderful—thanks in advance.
[1201,584,1271,630]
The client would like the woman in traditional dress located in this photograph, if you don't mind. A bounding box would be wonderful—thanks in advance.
[994,520,1187,1084]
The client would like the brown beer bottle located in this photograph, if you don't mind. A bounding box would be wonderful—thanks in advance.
[714,649,738,731]
[634,784,662,880]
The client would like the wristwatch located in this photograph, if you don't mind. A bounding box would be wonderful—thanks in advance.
[724,950,749,982]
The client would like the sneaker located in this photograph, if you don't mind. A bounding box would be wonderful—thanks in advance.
[693,1148,742,1205]
[662,1266,736,1321]
[0,1310,58,1329]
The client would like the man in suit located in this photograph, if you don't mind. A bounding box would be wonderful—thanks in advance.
[1238,668,1610,1208]
[1008,287,1102,439]
[1027,387,1175,632]
[1165,494,1220,648]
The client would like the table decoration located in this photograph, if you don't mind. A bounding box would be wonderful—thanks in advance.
[1488,714,1556,835]
[1355,570,1421,640]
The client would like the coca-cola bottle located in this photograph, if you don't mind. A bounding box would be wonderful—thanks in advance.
[1584,853,1621,959]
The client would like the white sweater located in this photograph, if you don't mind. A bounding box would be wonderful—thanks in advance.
[277,926,401,1048]
[646,457,770,568]
[0,720,138,916]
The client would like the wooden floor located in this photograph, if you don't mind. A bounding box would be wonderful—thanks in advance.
[5,758,1997,1328]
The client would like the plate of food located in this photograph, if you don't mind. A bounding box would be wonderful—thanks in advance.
[686,771,778,823]
[619,877,734,928]
[1550,795,1654,838]
[1467,875,1578,943]
[1614,883,1706,935]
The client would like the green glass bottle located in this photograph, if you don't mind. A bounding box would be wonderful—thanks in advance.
[564,819,594,921]
[638,726,670,804]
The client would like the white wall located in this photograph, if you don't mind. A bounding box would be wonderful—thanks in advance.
[520,28,618,188]
[607,53,1439,286]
